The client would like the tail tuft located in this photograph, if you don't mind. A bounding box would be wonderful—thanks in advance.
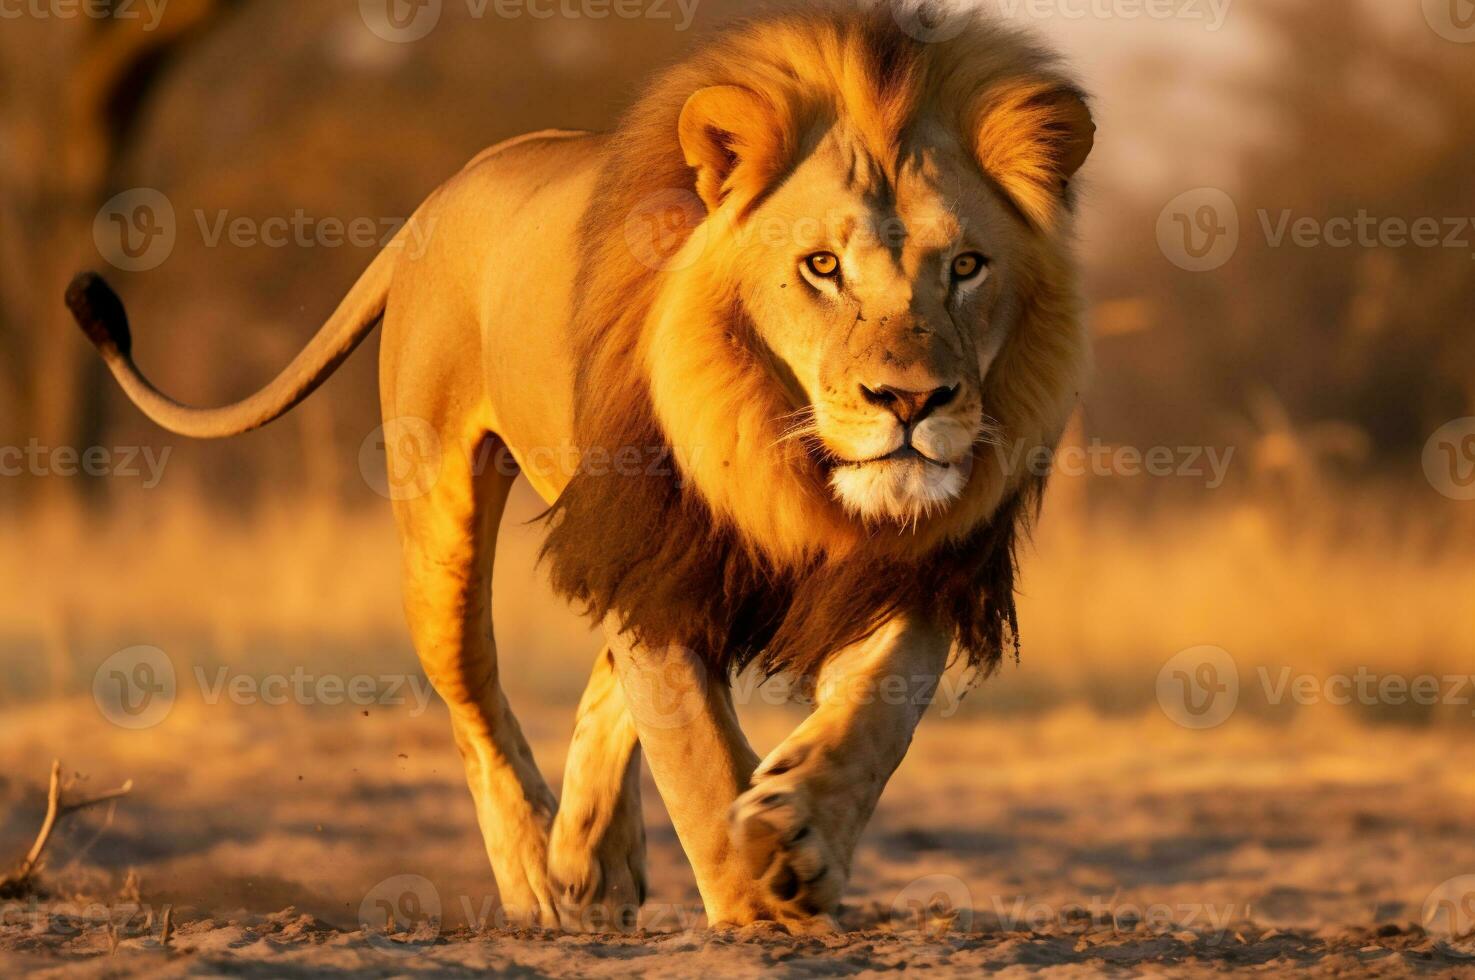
[66,271,132,357]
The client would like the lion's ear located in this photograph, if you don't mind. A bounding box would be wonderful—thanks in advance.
[971,80,1095,229]
[679,85,786,214]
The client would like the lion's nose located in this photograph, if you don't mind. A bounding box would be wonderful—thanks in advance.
[859,383,960,426]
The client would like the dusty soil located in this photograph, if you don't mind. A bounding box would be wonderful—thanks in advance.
[2,697,1473,977]
[1,910,1468,978]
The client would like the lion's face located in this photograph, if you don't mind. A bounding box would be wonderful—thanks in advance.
[732,127,1024,523]
[632,37,1093,560]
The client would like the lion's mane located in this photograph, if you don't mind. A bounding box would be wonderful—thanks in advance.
[541,5,1089,680]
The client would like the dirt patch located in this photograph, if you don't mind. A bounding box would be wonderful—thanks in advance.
[2,700,1473,977]
[1,908,1470,978]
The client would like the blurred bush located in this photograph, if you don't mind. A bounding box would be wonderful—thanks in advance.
[1087,1,1474,476]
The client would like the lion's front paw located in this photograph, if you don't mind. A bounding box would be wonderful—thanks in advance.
[728,752,845,924]
[546,794,647,932]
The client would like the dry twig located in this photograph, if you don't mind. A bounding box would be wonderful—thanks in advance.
[0,759,133,897]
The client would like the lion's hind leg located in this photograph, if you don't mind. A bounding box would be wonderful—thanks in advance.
[546,646,647,931]
[392,428,559,927]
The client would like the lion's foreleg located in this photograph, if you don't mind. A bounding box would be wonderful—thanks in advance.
[729,615,951,922]
[603,623,785,927]
[546,646,647,931]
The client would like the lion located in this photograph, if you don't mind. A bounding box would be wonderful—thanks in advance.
[66,5,1093,931]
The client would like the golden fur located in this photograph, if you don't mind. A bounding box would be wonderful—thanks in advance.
[542,6,1093,679]
[69,3,1096,929]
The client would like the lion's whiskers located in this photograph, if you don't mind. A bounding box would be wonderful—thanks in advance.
[973,414,1005,449]
[770,406,820,451]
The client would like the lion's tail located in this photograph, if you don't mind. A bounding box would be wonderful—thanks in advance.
[65,225,402,440]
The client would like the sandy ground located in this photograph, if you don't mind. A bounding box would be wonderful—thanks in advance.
[2,693,1474,977]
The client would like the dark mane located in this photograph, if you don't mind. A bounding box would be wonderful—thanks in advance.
[540,395,1040,679]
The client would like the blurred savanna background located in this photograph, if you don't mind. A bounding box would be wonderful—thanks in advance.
[1,0,1473,974]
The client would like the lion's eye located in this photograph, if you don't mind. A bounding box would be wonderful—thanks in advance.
[805,252,840,278]
[950,252,987,281]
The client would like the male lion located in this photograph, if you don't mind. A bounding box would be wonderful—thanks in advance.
[67,7,1093,931]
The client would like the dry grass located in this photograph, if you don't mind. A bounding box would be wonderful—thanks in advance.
[998,486,1475,722]
[2,479,1470,725]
